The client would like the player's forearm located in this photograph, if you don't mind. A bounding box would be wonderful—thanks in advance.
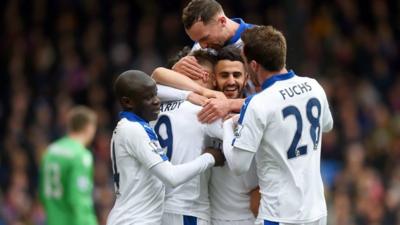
[150,153,215,187]
[157,84,190,101]
[228,98,245,113]
[152,67,205,95]
[225,146,254,176]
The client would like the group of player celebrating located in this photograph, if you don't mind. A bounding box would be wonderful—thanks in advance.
[40,1,333,225]
[107,0,333,224]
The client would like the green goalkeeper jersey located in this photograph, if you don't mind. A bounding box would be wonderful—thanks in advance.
[39,137,98,225]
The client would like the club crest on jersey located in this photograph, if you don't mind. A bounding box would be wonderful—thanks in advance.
[234,124,243,138]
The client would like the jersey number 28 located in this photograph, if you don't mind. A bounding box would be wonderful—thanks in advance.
[282,97,321,159]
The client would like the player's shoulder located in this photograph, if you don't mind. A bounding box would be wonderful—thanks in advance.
[45,137,77,158]
[246,92,269,110]
[74,150,94,168]
[294,74,321,86]
[238,94,266,121]
[115,118,148,137]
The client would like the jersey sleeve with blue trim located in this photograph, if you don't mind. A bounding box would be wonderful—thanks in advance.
[233,96,266,153]
[122,121,167,169]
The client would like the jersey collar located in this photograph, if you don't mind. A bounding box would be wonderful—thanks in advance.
[261,70,295,90]
[119,111,158,141]
[226,18,253,46]
[119,111,147,123]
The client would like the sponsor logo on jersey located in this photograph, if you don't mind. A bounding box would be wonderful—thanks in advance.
[149,141,167,156]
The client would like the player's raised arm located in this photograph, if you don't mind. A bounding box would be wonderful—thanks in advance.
[152,67,225,99]
[172,55,206,80]
[152,67,204,94]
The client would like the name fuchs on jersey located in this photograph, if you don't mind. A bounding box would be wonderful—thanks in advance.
[160,100,184,112]
[279,82,312,100]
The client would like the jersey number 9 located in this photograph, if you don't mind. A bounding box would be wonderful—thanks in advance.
[154,115,173,160]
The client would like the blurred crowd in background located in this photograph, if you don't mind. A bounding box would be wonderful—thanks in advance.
[0,0,399,224]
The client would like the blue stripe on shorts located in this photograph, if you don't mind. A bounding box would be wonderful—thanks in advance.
[183,215,197,225]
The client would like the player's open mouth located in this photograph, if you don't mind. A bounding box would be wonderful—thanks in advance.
[224,86,238,94]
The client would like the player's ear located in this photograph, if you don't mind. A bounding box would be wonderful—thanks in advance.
[218,16,226,26]
[250,60,259,73]
[211,73,217,87]
[120,96,135,110]
[243,71,249,84]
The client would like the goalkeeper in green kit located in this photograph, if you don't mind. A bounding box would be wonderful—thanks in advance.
[39,106,98,225]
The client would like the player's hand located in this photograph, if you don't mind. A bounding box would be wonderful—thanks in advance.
[187,92,208,106]
[202,89,227,99]
[198,99,230,123]
[172,56,206,80]
[204,147,225,167]
[223,113,237,121]
[249,187,261,217]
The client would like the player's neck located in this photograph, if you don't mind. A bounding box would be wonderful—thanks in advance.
[226,18,240,40]
[68,132,88,147]
[259,68,288,84]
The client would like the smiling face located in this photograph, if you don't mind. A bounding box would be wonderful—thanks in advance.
[214,59,247,99]
[134,82,160,122]
[115,70,161,122]
[186,17,228,50]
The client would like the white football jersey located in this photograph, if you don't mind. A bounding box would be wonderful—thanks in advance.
[152,100,222,221]
[210,156,258,221]
[107,112,168,225]
[233,71,333,223]
[191,18,253,51]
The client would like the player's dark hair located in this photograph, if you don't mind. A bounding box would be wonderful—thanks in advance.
[67,106,97,133]
[167,46,192,69]
[242,25,286,71]
[216,46,244,63]
[191,49,217,66]
[182,0,223,29]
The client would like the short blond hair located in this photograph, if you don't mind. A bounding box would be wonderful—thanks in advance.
[67,106,97,132]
